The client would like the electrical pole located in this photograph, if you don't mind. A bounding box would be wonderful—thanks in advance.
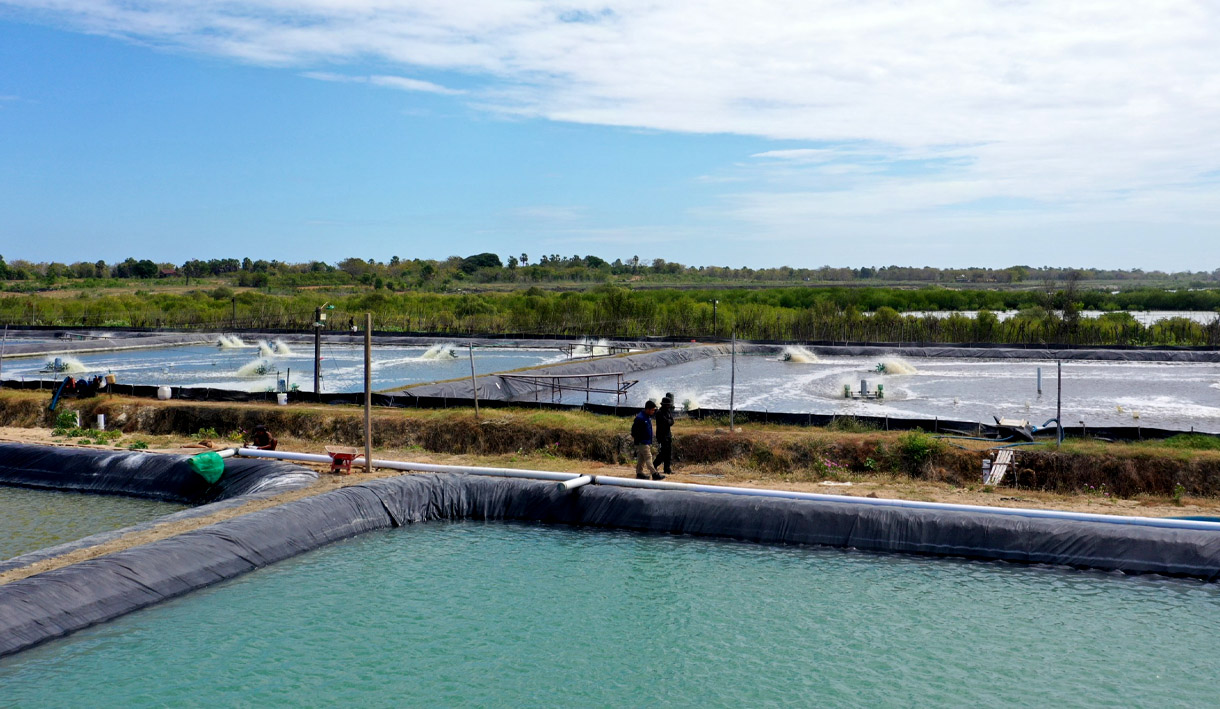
[0,324,7,388]
[730,331,737,432]
[1057,359,1063,447]
[313,306,322,400]
[364,313,372,474]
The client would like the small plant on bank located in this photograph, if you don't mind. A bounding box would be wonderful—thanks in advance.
[196,427,220,439]
[1085,483,1111,498]
[127,440,149,450]
[1172,483,1187,506]
[895,430,944,476]
[54,410,77,429]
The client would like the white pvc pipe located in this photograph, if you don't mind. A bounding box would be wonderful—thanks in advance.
[233,448,1220,533]
[235,448,577,482]
[558,475,593,491]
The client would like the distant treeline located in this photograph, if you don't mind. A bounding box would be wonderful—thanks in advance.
[3,252,1220,291]
[3,286,1218,346]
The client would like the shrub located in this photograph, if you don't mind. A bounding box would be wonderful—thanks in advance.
[895,430,944,476]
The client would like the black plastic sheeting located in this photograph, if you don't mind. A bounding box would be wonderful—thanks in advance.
[0,443,316,504]
[4,472,1220,657]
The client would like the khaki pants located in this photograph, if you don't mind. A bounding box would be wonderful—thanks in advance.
[635,444,658,477]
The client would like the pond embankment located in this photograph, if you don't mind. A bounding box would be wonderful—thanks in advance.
[4,389,1220,508]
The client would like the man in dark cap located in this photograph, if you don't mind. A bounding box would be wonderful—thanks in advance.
[652,392,675,477]
[631,400,662,480]
[248,424,278,451]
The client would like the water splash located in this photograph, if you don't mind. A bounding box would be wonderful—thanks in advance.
[876,358,917,375]
[273,339,293,356]
[420,343,459,360]
[42,356,89,373]
[257,341,276,358]
[572,337,613,357]
[237,358,274,377]
[781,346,818,363]
[217,335,248,349]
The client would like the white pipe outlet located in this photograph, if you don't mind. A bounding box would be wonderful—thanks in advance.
[557,475,593,491]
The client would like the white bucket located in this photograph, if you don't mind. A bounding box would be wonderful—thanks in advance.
[97,414,105,431]
[157,386,172,400]
[276,393,288,406]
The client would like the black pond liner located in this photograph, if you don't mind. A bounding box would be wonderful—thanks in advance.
[0,443,316,505]
[3,468,1220,658]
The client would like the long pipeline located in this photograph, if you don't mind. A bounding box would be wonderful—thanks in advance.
[231,448,1220,533]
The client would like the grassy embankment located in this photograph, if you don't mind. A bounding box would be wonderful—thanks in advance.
[3,390,1219,513]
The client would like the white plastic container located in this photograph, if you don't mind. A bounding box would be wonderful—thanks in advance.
[157,386,172,400]
[276,393,288,406]
[96,414,106,430]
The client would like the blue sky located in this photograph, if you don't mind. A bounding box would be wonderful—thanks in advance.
[1,2,1218,270]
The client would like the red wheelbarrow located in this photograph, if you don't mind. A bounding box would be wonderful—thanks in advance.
[324,445,361,475]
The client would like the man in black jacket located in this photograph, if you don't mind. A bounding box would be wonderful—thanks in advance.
[631,400,661,480]
[652,393,675,477]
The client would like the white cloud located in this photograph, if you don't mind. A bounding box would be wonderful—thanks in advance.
[5,0,1220,263]
[301,71,461,94]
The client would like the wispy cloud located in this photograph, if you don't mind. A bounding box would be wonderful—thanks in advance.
[5,0,1220,264]
[301,71,462,95]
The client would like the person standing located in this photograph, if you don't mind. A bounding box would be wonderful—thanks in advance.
[652,393,675,477]
[631,400,662,480]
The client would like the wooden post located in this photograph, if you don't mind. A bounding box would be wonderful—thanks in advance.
[364,313,372,474]
[469,342,480,419]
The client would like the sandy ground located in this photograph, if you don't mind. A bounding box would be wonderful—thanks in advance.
[3,424,1219,585]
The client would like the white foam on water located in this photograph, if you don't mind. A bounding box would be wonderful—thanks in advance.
[420,343,458,360]
[217,335,250,349]
[43,356,89,373]
[877,357,918,375]
[781,346,819,363]
[237,358,275,377]
[257,340,276,358]
[273,339,293,356]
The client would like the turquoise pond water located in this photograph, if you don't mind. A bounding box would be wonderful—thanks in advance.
[0,486,184,561]
[3,522,1219,706]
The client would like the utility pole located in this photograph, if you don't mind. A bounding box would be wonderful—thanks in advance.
[1057,359,1063,447]
[231,297,237,329]
[712,299,719,339]
[364,313,372,474]
[0,324,7,388]
[730,331,737,432]
[313,306,322,400]
[469,342,480,419]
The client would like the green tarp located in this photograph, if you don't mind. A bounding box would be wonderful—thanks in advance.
[187,452,225,484]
